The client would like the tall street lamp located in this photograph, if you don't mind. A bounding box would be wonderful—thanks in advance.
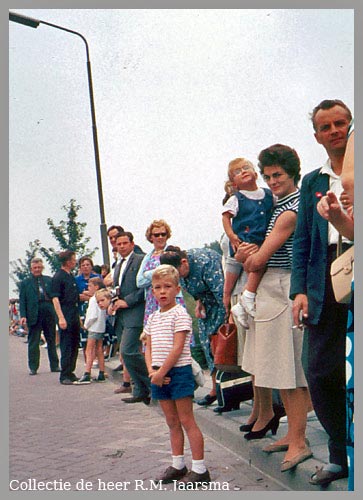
[9,11,110,266]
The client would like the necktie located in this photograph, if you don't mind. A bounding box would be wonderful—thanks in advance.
[36,277,50,301]
[113,259,125,287]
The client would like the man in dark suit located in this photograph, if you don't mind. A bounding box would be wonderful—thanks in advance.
[19,258,60,375]
[290,99,353,486]
[111,231,150,404]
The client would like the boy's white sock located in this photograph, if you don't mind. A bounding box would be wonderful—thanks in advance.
[191,459,207,474]
[240,290,256,317]
[242,289,256,300]
[172,455,186,470]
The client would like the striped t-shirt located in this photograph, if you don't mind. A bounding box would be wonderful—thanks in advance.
[266,189,300,269]
[144,304,192,367]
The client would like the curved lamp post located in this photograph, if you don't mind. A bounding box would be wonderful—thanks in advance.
[9,11,110,266]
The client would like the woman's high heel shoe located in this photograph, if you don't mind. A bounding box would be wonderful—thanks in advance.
[239,420,257,432]
[244,415,280,441]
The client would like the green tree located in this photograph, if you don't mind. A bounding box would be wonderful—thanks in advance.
[9,239,42,294]
[39,199,98,272]
[9,199,98,294]
[204,240,222,255]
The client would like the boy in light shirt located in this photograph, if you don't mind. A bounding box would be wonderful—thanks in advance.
[77,280,111,384]
[144,265,211,488]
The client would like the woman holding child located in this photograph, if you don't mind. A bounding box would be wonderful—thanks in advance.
[235,144,311,473]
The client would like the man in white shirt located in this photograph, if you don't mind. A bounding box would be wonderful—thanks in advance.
[290,99,353,486]
[110,232,150,404]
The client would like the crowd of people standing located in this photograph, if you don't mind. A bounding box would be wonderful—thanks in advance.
[15,98,354,490]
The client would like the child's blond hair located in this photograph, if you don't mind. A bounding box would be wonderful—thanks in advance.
[227,157,255,181]
[152,264,180,286]
[95,288,112,301]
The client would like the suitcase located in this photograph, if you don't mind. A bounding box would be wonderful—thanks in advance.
[214,369,253,413]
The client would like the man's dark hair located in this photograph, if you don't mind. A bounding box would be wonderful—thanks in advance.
[160,246,187,268]
[107,225,124,235]
[116,231,134,243]
[310,99,352,131]
[258,144,301,186]
[58,250,76,264]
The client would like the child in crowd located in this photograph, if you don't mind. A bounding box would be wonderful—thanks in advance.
[222,157,274,327]
[144,265,210,488]
[77,280,111,384]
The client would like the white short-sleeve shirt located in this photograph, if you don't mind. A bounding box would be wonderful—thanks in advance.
[144,304,192,367]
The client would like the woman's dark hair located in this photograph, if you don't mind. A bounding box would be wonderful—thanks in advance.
[78,255,94,268]
[258,144,301,185]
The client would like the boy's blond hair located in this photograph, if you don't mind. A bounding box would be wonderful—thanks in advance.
[95,288,112,301]
[152,264,180,286]
[227,157,255,181]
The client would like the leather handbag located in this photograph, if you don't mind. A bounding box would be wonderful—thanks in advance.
[330,236,354,304]
[212,320,240,373]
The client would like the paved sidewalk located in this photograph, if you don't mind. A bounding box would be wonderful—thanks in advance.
[9,335,286,493]
[109,354,348,492]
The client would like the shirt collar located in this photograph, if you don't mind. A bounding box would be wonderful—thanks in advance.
[320,158,340,180]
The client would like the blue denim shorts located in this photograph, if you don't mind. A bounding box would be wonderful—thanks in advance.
[151,365,194,401]
[87,331,104,341]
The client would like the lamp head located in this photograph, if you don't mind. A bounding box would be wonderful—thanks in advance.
[9,12,40,28]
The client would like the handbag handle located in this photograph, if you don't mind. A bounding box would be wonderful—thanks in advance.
[337,234,343,257]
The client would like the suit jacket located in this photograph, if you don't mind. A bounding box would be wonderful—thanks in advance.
[116,252,145,328]
[19,275,55,327]
[290,168,329,324]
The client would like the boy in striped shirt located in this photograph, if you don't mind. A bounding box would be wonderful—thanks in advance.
[144,264,211,488]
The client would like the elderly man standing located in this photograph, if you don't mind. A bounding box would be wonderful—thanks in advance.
[19,257,60,375]
[290,99,353,486]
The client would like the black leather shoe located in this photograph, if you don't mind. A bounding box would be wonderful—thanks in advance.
[239,420,257,432]
[213,404,240,413]
[195,394,217,406]
[244,415,280,440]
[155,466,188,484]
[122,396,151,405]
[51,367,61,372]
[29,370,37,376]
[177,469,211,487]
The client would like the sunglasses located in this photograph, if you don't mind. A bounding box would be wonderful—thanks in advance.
[152,232,167,238]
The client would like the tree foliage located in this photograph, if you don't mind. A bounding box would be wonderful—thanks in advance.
[9,239,42,295]
[39,199,97,272]
[204,240,222,255]
[9,199,98,294]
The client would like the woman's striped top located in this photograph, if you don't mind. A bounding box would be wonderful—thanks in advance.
[266,189,300,269]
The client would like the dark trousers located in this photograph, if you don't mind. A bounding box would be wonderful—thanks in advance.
[59,307,80,382]
[28,302,59,372]
[114,316,150,399]
[306,248,348,469]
